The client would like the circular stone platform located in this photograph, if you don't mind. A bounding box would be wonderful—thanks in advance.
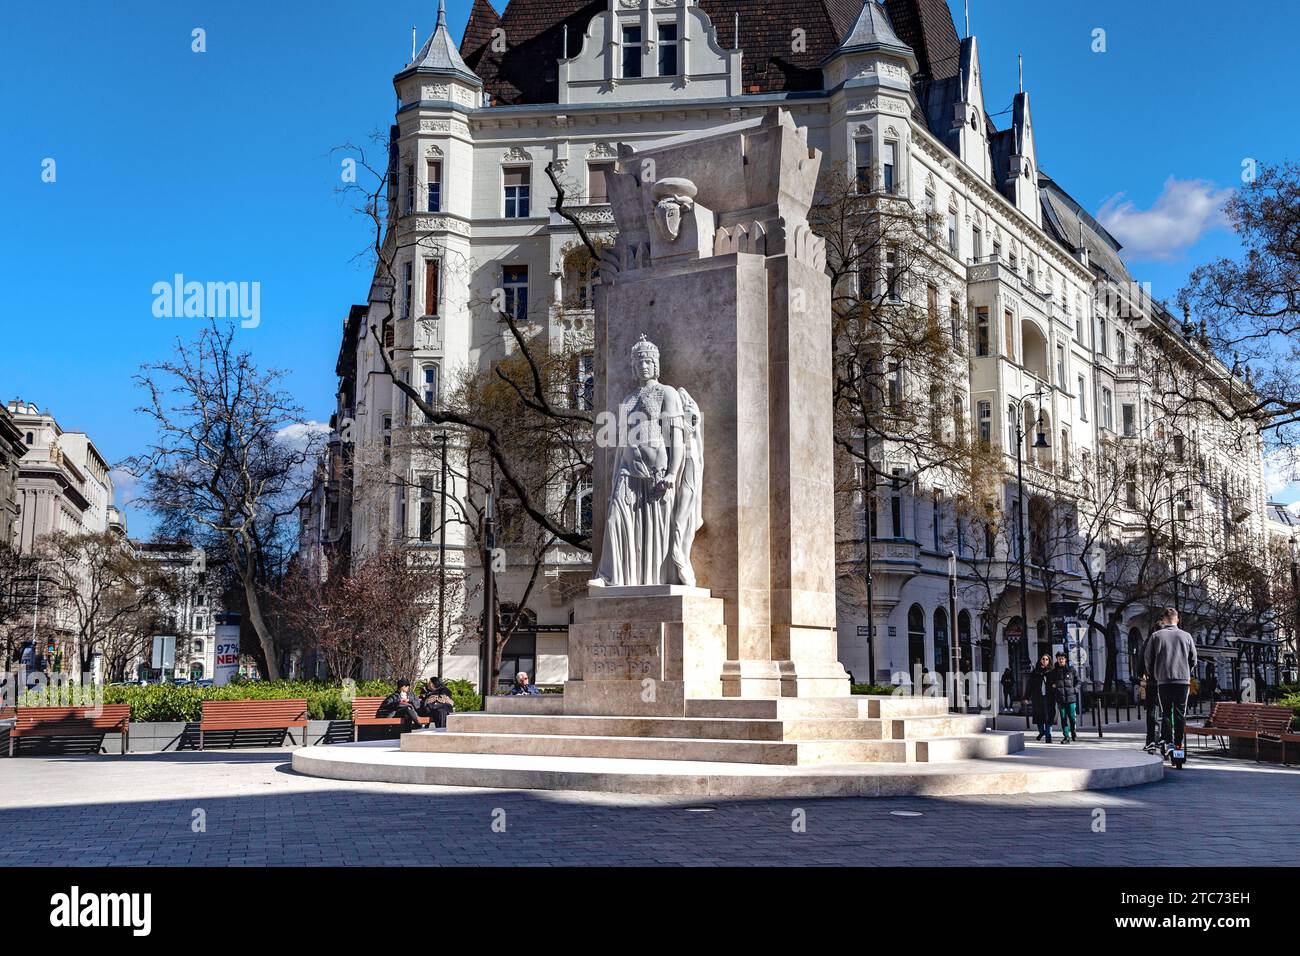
[292,739,1164,798]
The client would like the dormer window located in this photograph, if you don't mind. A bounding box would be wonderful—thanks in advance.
[657,24,678,76]
[622,26,643,79]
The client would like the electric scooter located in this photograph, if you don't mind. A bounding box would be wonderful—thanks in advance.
[1159,728,1187,769]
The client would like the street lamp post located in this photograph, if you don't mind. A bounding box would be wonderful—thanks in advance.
[948,551,964,711]
[436,431,449,680]
[863,459,877,685]
[1009,388,1050,694]
[1290,535,1299,675]
[1165,473,1195,615]
[480,461,497,707]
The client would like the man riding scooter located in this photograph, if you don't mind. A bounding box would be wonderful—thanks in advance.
[1143,608,1197,766]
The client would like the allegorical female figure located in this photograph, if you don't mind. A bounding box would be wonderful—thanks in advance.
[594,335,704,588]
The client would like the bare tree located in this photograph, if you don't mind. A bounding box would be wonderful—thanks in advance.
[32,530,176,675]
[126,322,320,680]
[817,165,975,496]
[334,137,602,552]
[1179,160,1300,464]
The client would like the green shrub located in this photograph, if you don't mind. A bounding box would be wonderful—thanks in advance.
[17,678,476,722]
[851,683,900,696]
[1280,693,1300,727]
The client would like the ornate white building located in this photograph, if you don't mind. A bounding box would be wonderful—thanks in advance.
[320,0,1273,697]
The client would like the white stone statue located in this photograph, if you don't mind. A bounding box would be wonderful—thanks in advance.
[594,335,704,588]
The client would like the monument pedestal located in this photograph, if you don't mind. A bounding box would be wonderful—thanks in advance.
[565,585,726,716]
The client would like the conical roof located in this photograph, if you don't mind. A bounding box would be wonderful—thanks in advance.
[401,0,481,85]
[829,1,917,67]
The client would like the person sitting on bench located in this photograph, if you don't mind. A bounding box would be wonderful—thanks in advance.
[378,679,423,732]
[419,677,455,729]
[509,672,540,696]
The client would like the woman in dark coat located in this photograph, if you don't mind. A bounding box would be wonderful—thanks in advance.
[1022,654,1056,742]
[378,679,423,732]
[419,676,456,729]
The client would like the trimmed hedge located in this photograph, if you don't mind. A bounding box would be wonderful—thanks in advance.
[851,683,901,696]
[18,677,482,722]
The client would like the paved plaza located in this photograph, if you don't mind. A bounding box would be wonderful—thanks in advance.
[1,732,1296,866]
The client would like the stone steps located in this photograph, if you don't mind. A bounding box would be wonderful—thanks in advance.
[884,713,990,739]
[683,694,950,721]
[444,711,989,742]
[402,728,1024,765]
[294,740,1164,798]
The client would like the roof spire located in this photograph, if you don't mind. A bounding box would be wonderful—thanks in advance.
[827,1,917,70]
[401,0,481,85]
[1018,52,1023,93]
[965,0,970,38]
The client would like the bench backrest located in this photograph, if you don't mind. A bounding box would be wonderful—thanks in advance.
[1257,706,1295,735]
[351,697,387,720]
[14,705,130,730]
[200,699,307,721]
[1209,702,1295,733]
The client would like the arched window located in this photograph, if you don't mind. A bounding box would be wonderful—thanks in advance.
[24,432,34,445]
[957,609,974,673]
[907,604,926,685]
[933,607,949,676]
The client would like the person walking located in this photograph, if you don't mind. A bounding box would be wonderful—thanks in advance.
[419,676,456,729]
[1000,667,1015,712]
[1144,608,1197,754]
[1048,651,1080,743]
[378,679,424,732]
[1023,654,1056,742]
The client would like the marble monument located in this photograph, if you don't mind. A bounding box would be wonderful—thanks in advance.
[565,109,850,717]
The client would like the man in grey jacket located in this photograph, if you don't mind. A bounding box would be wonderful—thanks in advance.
[1144,608,1197,752]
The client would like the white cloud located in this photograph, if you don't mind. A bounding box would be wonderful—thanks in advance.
[110,467,141,507]
[1096,177,1233,262]
[277,420,330,453]
[1262,450,1297,497]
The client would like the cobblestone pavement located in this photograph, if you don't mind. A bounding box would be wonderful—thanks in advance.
[1,733,1295,866]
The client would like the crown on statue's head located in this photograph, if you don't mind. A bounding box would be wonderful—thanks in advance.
[631,334,660,363]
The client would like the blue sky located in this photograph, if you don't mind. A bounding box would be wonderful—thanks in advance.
[2,0,1298,537]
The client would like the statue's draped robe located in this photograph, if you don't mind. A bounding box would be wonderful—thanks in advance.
[597,382,687,586]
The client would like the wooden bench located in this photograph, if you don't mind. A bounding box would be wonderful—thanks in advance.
[1189,702,1294,761]
[198,699,308,750]
[350,697,430,741]
[9,705,131,755]
[1279,729,1300,766]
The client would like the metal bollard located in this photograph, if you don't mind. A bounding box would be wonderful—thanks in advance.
[1095,696,1103,738]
